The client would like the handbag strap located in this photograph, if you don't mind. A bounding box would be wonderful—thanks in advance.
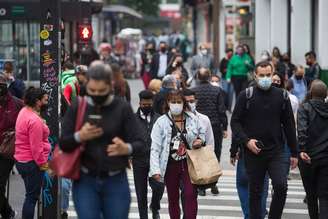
[75,96,87,131]
[165,113,191,149]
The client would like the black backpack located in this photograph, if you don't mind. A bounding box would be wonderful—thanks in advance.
[245,86,289,110]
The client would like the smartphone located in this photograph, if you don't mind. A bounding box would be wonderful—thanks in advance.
[88,114,102,126]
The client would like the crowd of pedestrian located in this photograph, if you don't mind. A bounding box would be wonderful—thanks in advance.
[0,35,327,219]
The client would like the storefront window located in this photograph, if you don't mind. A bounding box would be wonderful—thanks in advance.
[0,20,40,81]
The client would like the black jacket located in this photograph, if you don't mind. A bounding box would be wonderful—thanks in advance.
[231,86,298,157]
[60,97,145,176]
[150,52,172,79]
[192,82,228,130]
[133,109,160,166]
[297,99,328,162]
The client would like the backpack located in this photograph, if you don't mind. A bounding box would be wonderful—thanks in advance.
[60,69,78,116]
[245,86,289,110]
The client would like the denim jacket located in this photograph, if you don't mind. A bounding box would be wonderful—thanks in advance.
[149,111,206,180]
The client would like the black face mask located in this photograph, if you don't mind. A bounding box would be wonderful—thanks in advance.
[176,61,182,67]
[40,104,48,113]
[160,47,167,53]
[140,106,152,116]
[272,83,281,88]
[295,75,303,80]
[89,93,110,105]
[0,84,8,97]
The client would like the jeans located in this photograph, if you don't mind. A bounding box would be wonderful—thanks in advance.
[221,79,234,111]
[231,76,248,98]
[132,163,164,219]
[245,152,289,219]
[236,156,268,219]
[0,157,14,218]
[164,160,197,219]
[16,161,44,219]
[299,159,328,219]
[72,171,130,219]
[61,178,72,212]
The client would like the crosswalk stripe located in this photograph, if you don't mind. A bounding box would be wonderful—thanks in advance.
[67,211,245,219]
[67,202,308,215]
[67,173,308,218]
[126,185,305,196]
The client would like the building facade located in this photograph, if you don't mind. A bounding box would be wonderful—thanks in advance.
[255,0,328,70]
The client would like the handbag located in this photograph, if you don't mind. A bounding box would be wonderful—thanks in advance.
[0,130,15,159]
[49,96,87,180]
[186,146,222,187]
[165,114,222,187]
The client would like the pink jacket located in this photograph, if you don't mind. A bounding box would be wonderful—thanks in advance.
[14,107,51,166]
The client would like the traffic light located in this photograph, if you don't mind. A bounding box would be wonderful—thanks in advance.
[78,24,93,41]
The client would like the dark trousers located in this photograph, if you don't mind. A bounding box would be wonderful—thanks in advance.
[165,160,197,219]
[133,163,164,219]
[212,124,223,162]
[16,161,44,219]
[245,152,289,219]
[231,76,248,98]
[299,159,328,219]
[0,157,14,218]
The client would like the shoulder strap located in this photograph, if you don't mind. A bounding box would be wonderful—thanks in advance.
[245,87,253,110]
[75,97,87,131]
[165,113,191,149]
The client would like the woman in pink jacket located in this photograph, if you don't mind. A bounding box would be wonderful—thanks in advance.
[14,88,51,219]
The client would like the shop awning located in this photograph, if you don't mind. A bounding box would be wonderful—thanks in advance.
[102,4,143,19]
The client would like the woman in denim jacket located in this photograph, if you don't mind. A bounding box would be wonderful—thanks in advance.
[149,90,205,219]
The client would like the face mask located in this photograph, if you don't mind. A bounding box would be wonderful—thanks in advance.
[211,82,220,87]
[40,104,48,113]
[295,75,303,80]
[169,103,183,116]
[188,102,196,113]
[141,106,152,116]
[201,49,208,55]
[236,49,244,56]
[160,47,167,53]
[261,55,269,61]
[0,84,8,97]
[89,93,110,105]
[257,76,272,90]
[176,61,182,67]
[306,61,311,66]
[271,83,281,88]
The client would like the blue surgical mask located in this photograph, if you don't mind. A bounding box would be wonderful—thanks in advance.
[257,76,272,90]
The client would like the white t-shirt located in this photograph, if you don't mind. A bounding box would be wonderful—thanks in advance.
[196,111,215,151]
[288,92,299,115]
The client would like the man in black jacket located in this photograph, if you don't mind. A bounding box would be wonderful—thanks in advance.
[298,80,328,219]
[192,67,228,195]
[231,61,298,219]
[150,42,172,80]
[133,90,164,219]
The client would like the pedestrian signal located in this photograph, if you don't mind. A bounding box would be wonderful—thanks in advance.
[78,25,93,41]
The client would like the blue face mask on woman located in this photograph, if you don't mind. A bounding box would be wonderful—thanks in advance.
[257,76,272,90]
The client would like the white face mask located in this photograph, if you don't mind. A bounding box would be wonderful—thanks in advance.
[169,103,183,116]
[211,82,220,87]
[188,102,196,113]
[201,49,208,55]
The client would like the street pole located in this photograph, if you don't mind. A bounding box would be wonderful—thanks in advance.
[213,0,221,68]
[40,0,61,218]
